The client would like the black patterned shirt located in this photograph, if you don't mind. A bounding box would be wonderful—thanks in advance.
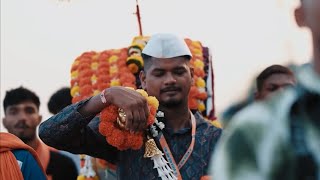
[39,102,222,180]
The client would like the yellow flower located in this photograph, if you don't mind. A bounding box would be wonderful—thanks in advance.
[130,43,144,51]
[91,62,99,70]
[92,53,100,60]
[191,41,202,49]
[192,48,203,57]
[72,60,80,67]
[76,175,85,180]
[108,55,119,63]
[71,86,80,97]
[109,65,118,74]
[110,79,120,86]
[136,89,148,97]
[127,55,144,66]
[147,96,159,109]
[196,78,206,88]
[198,102,206,112]
[194,59,204,69]
[91,75,97,84]
[211,120,222,128]
[125,87,135,90]
[93,90,100,96]
[71,71,79,79]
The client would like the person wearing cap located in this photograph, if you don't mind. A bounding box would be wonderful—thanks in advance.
[39,33,222,180]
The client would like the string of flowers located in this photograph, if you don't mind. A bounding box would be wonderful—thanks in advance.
[185,39,208,113]
[126,36,149,74]
[98,88,159,150]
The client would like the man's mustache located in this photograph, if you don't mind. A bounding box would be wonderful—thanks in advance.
[15,122,30,129]
[160,86,181,93]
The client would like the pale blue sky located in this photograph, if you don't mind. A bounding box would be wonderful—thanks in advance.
[1,0,311,131]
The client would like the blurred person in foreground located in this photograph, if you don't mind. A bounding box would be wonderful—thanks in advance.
[210,0,320,179]
[39,33,222,180]
[2,86,78,180]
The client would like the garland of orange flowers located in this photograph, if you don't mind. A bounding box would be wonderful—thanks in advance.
[98,89,159,150]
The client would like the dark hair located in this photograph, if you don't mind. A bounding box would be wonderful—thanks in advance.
[256,65,294,92]
[47,87,72,114]
[142,53,191,71]
[3,86,40,112]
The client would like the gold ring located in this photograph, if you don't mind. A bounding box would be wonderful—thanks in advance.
[117,108,127,129]
[117,117,126,129]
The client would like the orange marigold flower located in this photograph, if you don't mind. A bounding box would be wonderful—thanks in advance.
[79,85,92,96]
[100,105,118,122]
[79,69,94,79]
[188,98,198,110]
[97,83,110,91]
[147,113,155,126]
[131,134,143,150]
[99,121,114,137]
[79,77,91,87]
[70,79,79,87]
[72,96,83,104]
[97,75,110,84]
[106,129,125,148]
[78,63,91,71]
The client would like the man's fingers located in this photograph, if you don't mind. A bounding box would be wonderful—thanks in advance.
[132,109,142,132]
[125,110,134,131]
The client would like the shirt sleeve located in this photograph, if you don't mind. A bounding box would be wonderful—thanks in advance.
[39,99,119,164]
[13,150,47,180]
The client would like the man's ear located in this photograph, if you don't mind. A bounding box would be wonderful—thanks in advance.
[2,117,8,129]
[139,70,147,90]
[295,5,306,27]
[37,115,42,125]
[190,67,194,84]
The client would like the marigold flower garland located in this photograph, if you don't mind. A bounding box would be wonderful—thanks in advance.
[98,89,159,150]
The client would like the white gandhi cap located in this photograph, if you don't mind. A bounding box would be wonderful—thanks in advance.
[142,33,192,59]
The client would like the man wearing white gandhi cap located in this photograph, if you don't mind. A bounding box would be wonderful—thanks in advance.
[39,33,222,180]
[142,33,192,59]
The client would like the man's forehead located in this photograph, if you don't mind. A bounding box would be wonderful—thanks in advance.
[264,74,296,84]
[149,57,189,67]
[6,102,38,109]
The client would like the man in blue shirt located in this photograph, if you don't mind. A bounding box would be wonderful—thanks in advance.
[0,132,46,180]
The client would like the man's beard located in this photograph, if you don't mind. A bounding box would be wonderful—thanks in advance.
[18,132,35,144]
[161,99,183,108]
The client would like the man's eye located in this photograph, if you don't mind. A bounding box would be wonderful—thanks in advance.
[267,86,278,92]
[174,69,186,75]
[153,72,164,77]
[9,109,18,115]
[25,108,35,114]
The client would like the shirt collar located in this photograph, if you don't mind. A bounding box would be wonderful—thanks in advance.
[163,111,207,135]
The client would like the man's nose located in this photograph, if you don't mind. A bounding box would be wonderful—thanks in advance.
[164,73,177,85]
[16,111,28,121]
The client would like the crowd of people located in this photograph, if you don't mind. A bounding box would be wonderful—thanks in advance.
[1,0,319,179]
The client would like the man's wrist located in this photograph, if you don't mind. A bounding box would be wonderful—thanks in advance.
[100,89,107,104]
[100,88,112,106]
